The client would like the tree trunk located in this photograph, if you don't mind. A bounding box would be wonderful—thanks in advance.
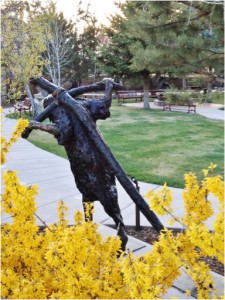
[26,76,164,233]
[93,62,96,83]
[57,47,61,86]
[182,77,187,90]
[25,83,39,118]
[143,73,150,110]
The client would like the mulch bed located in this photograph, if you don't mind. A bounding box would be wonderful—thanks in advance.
[125,226,224,276]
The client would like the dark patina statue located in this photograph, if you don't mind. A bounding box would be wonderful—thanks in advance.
[23,76,164,251]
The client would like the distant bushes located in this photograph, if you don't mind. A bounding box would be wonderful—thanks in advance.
[163,89,202,105]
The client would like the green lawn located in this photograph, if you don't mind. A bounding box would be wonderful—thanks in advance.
[27,102,224,188]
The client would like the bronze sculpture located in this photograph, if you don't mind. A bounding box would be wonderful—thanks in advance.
[23,76,164,251]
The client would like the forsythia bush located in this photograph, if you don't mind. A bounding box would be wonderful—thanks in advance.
[145,164,224,299]
[1,112,224,299]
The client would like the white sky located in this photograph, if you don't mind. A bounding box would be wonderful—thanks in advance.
[54,0,124,26]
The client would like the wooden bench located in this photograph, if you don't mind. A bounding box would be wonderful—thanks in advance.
[117,91,143,103]
[149,89,164,98]
[117,89,165,103]
[14,97,32,117]
[163,99,196,113]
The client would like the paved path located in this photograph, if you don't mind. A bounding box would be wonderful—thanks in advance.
[196,103,224,120]
[1,108,224,298]
[123,101,224,121]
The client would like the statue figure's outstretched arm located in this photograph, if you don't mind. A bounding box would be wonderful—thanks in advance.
[26,121,60,136]
[69,80,122,99]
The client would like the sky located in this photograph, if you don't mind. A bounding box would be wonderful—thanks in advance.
[54,0,124,26]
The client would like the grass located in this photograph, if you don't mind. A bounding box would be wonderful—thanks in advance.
[6,111,33,120]
[25,102,224,188]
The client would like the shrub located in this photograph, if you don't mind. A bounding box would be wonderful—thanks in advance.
[206,91,224,104]
[187,75,209,88]
[164,89,202,105]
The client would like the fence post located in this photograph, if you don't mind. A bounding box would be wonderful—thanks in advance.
[131,177,141,230]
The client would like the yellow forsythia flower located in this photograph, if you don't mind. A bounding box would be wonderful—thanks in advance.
[1,108,28,164]
[186,290,191,296]
[145,183,173,215]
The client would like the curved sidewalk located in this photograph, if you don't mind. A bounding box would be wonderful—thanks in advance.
[1,108,224,298]
[123,101,224,121]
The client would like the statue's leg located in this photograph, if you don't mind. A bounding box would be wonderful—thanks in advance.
[109,186,128,251]
[80,181,127,250]
[99,186,128,251]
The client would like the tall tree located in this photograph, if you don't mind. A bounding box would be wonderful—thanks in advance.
[42,2,75,86]
[1,0,47,115]
[99,1,224,109]
[69,4,100,85]
[97,15,135,85]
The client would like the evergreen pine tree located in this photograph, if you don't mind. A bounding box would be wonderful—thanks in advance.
[99,1,224,109]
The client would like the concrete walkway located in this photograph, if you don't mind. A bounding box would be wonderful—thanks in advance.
[1,108,224,299]
[123,101,224,121]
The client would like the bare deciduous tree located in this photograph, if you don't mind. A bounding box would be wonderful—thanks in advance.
[42,9,74,86]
